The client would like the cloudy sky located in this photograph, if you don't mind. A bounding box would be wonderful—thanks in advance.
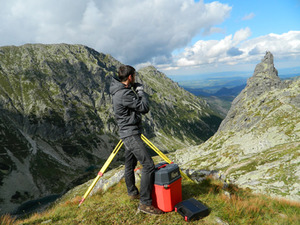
[0,0,299,77]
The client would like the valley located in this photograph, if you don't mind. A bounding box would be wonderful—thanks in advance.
[0,44,222,215]
[0,45,299,218]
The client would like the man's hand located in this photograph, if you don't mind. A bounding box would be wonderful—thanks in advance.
[135,83,143,92]
[133,83,144,96]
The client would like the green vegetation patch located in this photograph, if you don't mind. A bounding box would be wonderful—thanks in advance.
[8,177,300,225]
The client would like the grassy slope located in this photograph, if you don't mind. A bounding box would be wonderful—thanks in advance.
[1,166,299,225]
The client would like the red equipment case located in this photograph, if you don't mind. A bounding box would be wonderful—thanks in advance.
[152,162,182,212]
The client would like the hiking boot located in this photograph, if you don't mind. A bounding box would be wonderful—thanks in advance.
[129,194,140,200]
[138,204,164,215]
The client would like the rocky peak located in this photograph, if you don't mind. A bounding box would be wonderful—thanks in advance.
[139,65,157,72]
[245,51,283,98]
[253,51,279,79]
[138,65,170,81]
[174,52,300,202]
[218,51,294,133]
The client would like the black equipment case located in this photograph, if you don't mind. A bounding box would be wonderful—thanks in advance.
[175,198,210,222]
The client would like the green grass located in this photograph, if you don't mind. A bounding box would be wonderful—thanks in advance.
[2,176,299,225]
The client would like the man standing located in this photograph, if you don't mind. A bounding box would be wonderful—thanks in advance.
[110,65,162,215]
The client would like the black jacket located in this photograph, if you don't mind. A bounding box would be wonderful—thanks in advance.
[109,77,149,139]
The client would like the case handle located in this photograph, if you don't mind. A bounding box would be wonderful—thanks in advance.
[157,164,167,170]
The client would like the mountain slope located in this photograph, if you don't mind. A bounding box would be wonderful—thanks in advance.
[9,170,300,225]
[0,44,222,214]
[138,66,221,149]
[173,52,300,201]
[0,44,121,214]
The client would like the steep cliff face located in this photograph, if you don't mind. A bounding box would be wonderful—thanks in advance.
[138,66,221,149]
[174,52,300,201]
[0,44,121,214]
[0,44,221,214]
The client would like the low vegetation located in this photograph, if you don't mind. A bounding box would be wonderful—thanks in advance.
[1,175,299,225]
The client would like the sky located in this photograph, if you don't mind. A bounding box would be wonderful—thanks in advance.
[0,0,299,77]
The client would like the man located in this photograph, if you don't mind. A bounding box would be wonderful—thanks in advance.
[109,65,163,215]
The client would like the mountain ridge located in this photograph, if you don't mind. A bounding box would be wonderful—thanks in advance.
[173,52,300,201]
[0,43,222,215]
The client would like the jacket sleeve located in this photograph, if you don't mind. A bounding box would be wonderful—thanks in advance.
[122,89,149,114]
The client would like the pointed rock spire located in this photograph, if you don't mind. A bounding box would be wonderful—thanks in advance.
[253,51,279,79]
[245,51,282,98]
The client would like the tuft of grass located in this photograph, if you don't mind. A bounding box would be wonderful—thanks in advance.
[2,177,300,225]
[0,215,16,225]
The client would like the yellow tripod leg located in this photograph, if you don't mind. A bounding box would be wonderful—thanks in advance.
[141,135,171,163]
[141,134,194,183]
[78,140,123,207]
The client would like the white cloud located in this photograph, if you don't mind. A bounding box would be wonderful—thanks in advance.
[170,30,300,72]
[0,0,231,65]
[175,27,251,67]
[233,27,252,45]
[242,12,255,21]
[244,31,300,57]
[2,0,298,75]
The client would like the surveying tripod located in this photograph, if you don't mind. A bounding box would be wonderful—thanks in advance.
[78,134,193,207]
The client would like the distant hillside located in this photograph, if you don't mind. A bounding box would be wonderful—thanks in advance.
[181,80,247,118]
[201,96,232,118]
[178,72,299,118]
[174,52,300,201]
[183,84,246,97]
[203,84,246,118]
[214,84,246,97]
[0,44,222,215]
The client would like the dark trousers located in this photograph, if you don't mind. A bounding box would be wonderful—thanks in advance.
[122,134,155,205]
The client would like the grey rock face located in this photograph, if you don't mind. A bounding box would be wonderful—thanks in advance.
[174,52,300,202]
[253,51,279,79]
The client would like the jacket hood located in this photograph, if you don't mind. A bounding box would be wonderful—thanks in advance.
[109,76,126,95]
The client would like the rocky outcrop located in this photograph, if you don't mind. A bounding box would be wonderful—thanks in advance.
[218,51,290,133]
[0,44,221,214]
[174,52,300,201]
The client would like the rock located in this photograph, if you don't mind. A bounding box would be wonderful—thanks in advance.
[174,52,300,202]
[215,217,229,225]
[91,167,125,195]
